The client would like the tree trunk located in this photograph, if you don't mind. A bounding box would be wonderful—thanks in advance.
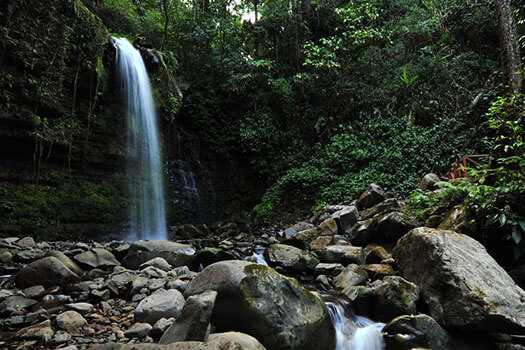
[495,0,522,93]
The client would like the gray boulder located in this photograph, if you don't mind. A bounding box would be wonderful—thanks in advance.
[45,250,83,276]
[0,295,38,314]
[331,205,359,234]
[320,245,363,265]
[74,248,120,269]
[383,314,451,350]
[122,241,196,270]
[372,276,420,322]
[184,260,335,350]
[418,173,441,191]
[283,222,315,240]
[135,289,185,325]
[356,183,386,209]
[264,244,319,271]
[393,227,525,333]
[15,256,80,288]
[160,290,217,344]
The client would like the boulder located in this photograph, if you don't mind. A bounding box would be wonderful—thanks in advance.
[393,227,525,333]
[264,244,319,271]
[438,204,469,233]
[360,198,401,221]
[331,206,359,234]
[15,256,80,288]
[195,248,236,269]
[283,222,315,240]
[125,323,152,338]
[140,257,173,272]
[74,248,120,269]
[0,295,38,314]
[16,236,36,248]
[372,276,420,322]
[356,183,386,209]
[45,251,83,276]
[122,241,196,270]
[56,310,87,333]
[361,264,395,280]
[160,290,217,344]
[319,245,363,265]
[383,314,451,350]
[376,212,415,241]
[15,319,54,341]
[292,227,321,249]
[362,244,390,264]
[333,264,369,301]
[106,270,137,296]
[184,260,335,350]
[349,218,378,246]
[135,289,185,325]
[418,173,441,191]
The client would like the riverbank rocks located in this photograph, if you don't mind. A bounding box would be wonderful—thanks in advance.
[56,310,87,332]
[393,227,525,333]
[265,244,319,271]
[184,260,335,350]
[122,241,196,270]
[45,251,83,276]
[320,245,363,264]
[135,289,185,325]
[92,332,267,350]
[15,256,81,288]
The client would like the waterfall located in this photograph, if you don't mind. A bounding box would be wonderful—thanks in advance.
[113,37,167,241]
[325,297,385,350]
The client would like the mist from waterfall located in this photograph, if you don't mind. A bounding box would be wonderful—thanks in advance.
[113,37,167,241]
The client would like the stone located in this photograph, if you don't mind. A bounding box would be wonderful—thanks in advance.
[264,244,319,271]
[331,205,359,234]
[125,323,152,338]
[141,266,168,279]
[362,244,390,264]
[372,276,420,322]
[106,270,137,296]
[283,222,315,240]
[293,227,321,249]
[135,289,185,325]
[376,212,415,241]
[184,260,335,350]
[320,245,363,264]
[309,235,333,251]
[318,218,339,235]
[350,218,378,246]
[438,204,469,233]
[393,227,525,333]
[56,310,87,333]
[195,248,236,269]
[74,248,120,269]
[17,237,36,248]
[122,241,196,270]
[66,302,94,315]
[22,285,45,299]
[0,250,13,263]
[15,256,81,288]
[15,320,54,340]
[418,173,442,191]
[361,264,395,280]
[334,264,368,288]
[356,183,386,209]
[314,263,344,276]
[130,276,150,296]
[140,257,172,272]
[53,331,71,345]
[91,289,111,301]
[359,198,401,221]
[0,296,38,314]
[160,290,217,344]
[153,317,173,336]
[384,314,451,350]
[46,250,84,276]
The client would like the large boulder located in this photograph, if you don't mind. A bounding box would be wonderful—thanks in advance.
[160,290,217,344]
[393,227,525,333]
[372,276,420,322]
[319,245,363,265]
[383,314,451,350]
[74,248,120,269]
[45,250,83,276]
[91,332,267,350]
[184,261,335,350]
[15,256,81,288]
[283,222,314,240]
[135,289,185,325]
[122,241,196,270]
[331,206,359,234]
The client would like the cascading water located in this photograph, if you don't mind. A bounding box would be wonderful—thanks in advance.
[325,297,385,350]
[113,37,167,241]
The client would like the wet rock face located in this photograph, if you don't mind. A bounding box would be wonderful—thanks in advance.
[184,261,335,350]
[393,227,525,333]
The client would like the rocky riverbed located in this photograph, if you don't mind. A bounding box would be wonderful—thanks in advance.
[1,183,525,350]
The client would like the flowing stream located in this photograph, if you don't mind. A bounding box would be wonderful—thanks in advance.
[325,296,385,350]
[113,37,167,241]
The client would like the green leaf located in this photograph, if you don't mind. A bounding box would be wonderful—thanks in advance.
[512,226,522,244]
[486,213,499,226]
[519,221,525,232]
[499,213,507,226]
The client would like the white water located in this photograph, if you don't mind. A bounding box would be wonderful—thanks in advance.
[326,299,385,350]
[113,37,167,241]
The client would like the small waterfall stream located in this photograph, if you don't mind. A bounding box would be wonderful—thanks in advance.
[113,37,167,241]
[325,297,385,350]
